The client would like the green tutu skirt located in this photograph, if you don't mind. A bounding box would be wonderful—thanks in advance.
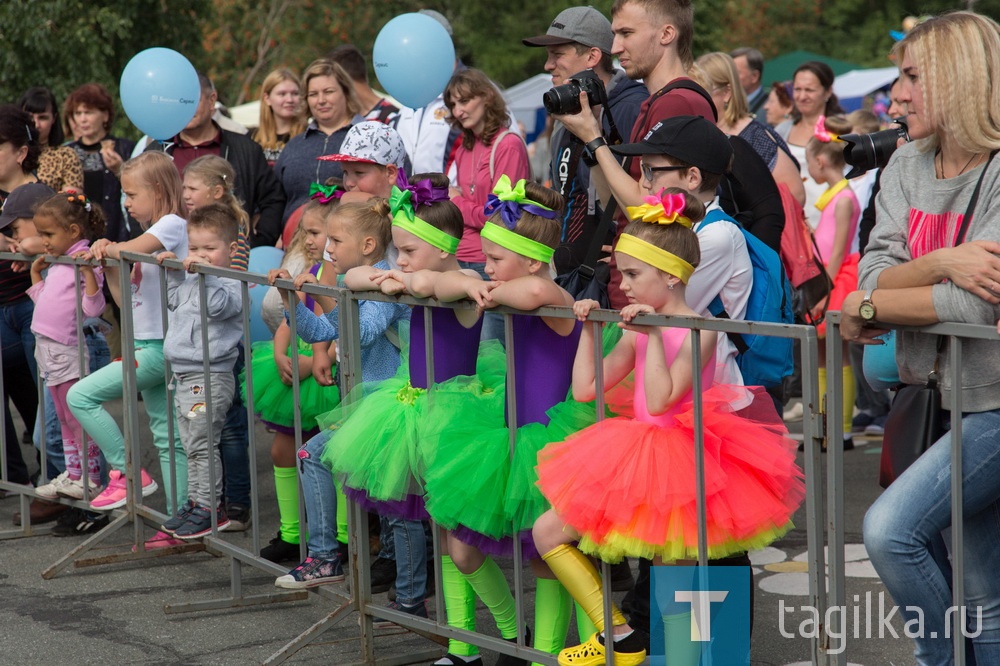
[319,340,507,515]
[241,340,340,430]
[423,325,622,540]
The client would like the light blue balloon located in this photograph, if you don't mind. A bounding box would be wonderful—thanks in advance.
[373,13,456,109]
[247,246,285,343]
[120,48,200,141]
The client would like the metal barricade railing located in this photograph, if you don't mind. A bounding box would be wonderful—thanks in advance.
[826,312,1000,666]
[1,249,839,664]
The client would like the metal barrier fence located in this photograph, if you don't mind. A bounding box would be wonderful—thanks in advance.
[826,312,1000,666]
[0,249,843,664]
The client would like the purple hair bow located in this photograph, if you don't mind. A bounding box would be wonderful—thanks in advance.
[483,175,556,229]
[395,171,450,209]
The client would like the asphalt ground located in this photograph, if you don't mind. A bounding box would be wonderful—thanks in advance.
[0,398,919,665]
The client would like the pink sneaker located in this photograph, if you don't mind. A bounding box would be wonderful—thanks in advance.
[132,530,184,552]
[89,469,159,511]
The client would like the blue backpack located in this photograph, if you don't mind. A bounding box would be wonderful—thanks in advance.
[700,209,794,388]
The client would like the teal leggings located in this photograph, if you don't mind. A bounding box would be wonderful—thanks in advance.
[67,339,187,513]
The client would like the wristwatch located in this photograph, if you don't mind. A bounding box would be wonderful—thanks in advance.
[582,136,608,167]
[859,289,877,322]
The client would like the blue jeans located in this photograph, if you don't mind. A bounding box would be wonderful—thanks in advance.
[1,297,37,484]
[458,261,504,345]
[390,517,428,605]
[220,349,250,507]
[864,408,1000,665]
[298,430,339,559]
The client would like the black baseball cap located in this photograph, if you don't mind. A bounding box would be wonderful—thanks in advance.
[611,115,733,175]
[0,182,56,230]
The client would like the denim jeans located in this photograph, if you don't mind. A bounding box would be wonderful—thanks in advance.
[458,261,504,345]
[389,517,428,605]
[864,408,1000,665]
[220,349,250,507]
[298,430,339,559]
[1,297,37,484]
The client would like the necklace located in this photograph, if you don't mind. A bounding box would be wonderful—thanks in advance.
[936,150,983,179]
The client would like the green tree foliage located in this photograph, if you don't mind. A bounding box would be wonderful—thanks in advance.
[0,0,208,136]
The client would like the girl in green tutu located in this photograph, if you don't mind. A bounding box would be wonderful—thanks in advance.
[244,192,342,562]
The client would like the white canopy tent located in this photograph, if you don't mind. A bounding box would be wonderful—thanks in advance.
[833,66,898,111]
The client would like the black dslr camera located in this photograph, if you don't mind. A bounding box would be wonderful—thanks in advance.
[543,69,608,116]
[841,117,910,179]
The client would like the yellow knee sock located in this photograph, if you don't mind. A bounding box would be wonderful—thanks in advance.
[540,544,626,632]
[842,364,856,436]
[817,366,827,414]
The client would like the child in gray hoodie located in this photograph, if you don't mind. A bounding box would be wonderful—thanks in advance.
[158,204,244,539]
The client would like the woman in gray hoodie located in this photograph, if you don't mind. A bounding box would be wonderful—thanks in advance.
[840,12,1000,664]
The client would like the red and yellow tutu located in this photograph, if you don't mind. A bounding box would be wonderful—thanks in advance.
[536,385,805,563]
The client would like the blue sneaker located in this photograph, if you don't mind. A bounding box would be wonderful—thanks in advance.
[174,504,230,539]
[275,555,345,589]
[161,499,197,534]
[373,599,429,628]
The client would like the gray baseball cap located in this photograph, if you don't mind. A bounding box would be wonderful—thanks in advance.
[0,182,56,230]
[522,6,613,54]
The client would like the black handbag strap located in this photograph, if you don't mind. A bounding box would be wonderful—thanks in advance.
[955,149,998,243]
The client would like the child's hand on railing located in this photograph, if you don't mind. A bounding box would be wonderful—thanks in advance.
[268,268,292,285]
[573,299,602,322]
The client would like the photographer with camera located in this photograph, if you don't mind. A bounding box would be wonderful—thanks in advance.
[838,12,1000,663]
[551,0,716,309]
[523,6,647,276]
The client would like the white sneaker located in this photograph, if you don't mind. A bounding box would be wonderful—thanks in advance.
[783,401,804,422]
[35,471,74,499]
[56,476,102,500]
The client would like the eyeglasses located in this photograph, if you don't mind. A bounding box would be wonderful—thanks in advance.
[640,161,687,182]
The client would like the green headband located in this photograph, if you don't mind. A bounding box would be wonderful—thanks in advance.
[392,211,460,254]
[388,186,460,254]
[481,222,555,263]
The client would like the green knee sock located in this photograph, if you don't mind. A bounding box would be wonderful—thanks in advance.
[575,602,597,642]
[273,466,300,544]
[663,612,703,666]
[335,479,348,545]
[817,366,828,413]
[462,557,518,639]
[532,577,572,665]
[441,555,479,656]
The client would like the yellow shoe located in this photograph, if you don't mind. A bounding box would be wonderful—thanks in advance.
[557,633,646,666]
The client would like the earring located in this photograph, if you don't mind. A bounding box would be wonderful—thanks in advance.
[668,283,675,291]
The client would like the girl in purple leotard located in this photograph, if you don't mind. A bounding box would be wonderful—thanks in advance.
[425,176,595,666]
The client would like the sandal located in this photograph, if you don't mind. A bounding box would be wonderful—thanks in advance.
[557,633,646,666]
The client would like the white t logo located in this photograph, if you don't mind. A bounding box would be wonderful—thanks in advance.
[674,590,729,641]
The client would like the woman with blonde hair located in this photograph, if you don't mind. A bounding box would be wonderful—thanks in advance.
[252,69,307,166]
[696,52,805,206]
[839,11,1000,663]
[274,59,360,222]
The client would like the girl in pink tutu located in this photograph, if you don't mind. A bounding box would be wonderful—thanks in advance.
[532,188,805,666]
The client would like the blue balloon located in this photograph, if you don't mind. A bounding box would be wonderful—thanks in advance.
[247,246,285,343]
[373,13,456,109]
[120,48,200,141]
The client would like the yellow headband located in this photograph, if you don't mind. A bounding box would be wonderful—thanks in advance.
[615,233,695,284]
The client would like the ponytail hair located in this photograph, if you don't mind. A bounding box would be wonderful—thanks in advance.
[336,198,392,256]
[35,193,107,242]
[184,155,250,235]
[120,152,185,226]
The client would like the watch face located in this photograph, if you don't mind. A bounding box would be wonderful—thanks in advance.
[859,302,876,320]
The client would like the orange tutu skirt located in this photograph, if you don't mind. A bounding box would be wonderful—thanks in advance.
[536,386,805,562]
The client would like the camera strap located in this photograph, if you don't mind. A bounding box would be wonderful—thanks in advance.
[955,150,997,244]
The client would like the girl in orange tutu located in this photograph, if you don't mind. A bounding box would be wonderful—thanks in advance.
[532,189,805,666]
[808,114,862,450]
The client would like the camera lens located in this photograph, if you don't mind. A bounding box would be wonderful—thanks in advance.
[841,121,909,178]
[543,84,582,115]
